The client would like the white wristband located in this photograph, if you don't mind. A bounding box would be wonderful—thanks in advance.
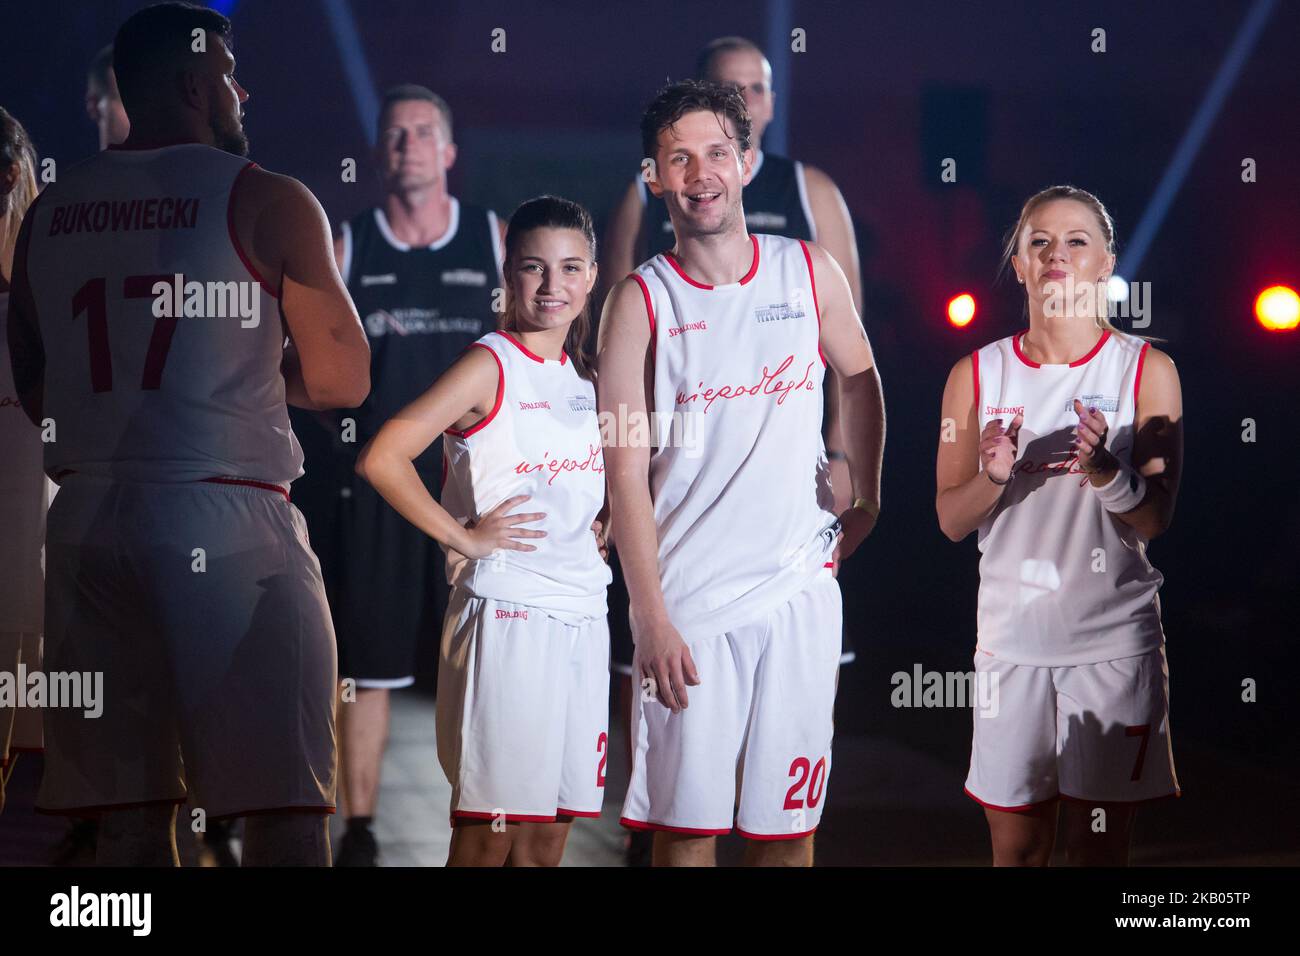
[1091,463,1147,513]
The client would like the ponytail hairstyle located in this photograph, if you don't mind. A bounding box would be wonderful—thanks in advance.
[0,106,39,277]
[501,195,598,382]
[1000,184,1122,335]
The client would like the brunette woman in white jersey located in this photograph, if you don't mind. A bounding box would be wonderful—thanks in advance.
[937,185,1183,866]
[356,196,612,867]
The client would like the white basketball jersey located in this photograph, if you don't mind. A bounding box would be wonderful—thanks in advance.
[631,233,838,641]
[0,290,54,632]
[21,143,302,485]
[973,328,1165,666]
[442,331,611,624]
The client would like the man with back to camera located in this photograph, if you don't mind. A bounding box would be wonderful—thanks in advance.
[7,1,370,865]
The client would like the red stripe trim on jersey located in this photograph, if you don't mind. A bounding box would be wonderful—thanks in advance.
[1133,341,1150,408]
[227,161,280,299]
[630,272,656,362]
[556,808,602,819]
[663,234,760,290]
[202,476,290,501]
[798,239,828,368]
[35,796,188,818]
[1070,329,1111,366]
[1012,330,1111,369]
[963,786,1058,813]
[106,138,202,151]
[445,343,505,438]
[970,349,980,410]
[451,810,559,824]
[1011,332,1038,368]
[619,816,731,836]
[1058,790,1181,807]
[630,273,655,337]
[734,825,819,842]
[209,804,336,821]
[496,329,566,365]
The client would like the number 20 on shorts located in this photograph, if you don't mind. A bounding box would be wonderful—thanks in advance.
[784,755,828,810]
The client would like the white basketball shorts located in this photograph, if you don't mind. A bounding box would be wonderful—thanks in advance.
[965,645,1179,811]
[37,475,338,819]
[622,568,843,839]
[437,589,610,824]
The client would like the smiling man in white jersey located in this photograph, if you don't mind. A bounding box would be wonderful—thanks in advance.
[599,80,884,866]
[6,2,370,865]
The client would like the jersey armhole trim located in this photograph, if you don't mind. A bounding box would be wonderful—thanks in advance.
[227,162,280,299]
[971,349,980,411]
[626,270,650,338]
[1133,341,1150,409]
[630,272,656,361]
[798,239,827,367]
[445,343,504,438]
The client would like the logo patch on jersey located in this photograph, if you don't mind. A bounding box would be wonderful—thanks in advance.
[440,268,488,287]
[359,273,398,286]
[986,405,1025,417]
[1066,394,1119,412]
[747,211,788,230]
[754,301,807,324]
[568,396,595,412]
[668,320,708,338]
[494,609,529,620]
[518,401,551,411]
[364,310,482,337]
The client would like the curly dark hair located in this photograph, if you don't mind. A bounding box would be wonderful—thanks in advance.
[639,79,752,166]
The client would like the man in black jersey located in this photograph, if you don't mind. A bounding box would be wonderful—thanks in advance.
[605,37,863,334]
[290,84,504,866]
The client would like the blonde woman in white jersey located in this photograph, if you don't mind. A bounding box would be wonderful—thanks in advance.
[357,196,612,867]
[937,186,1183,866]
